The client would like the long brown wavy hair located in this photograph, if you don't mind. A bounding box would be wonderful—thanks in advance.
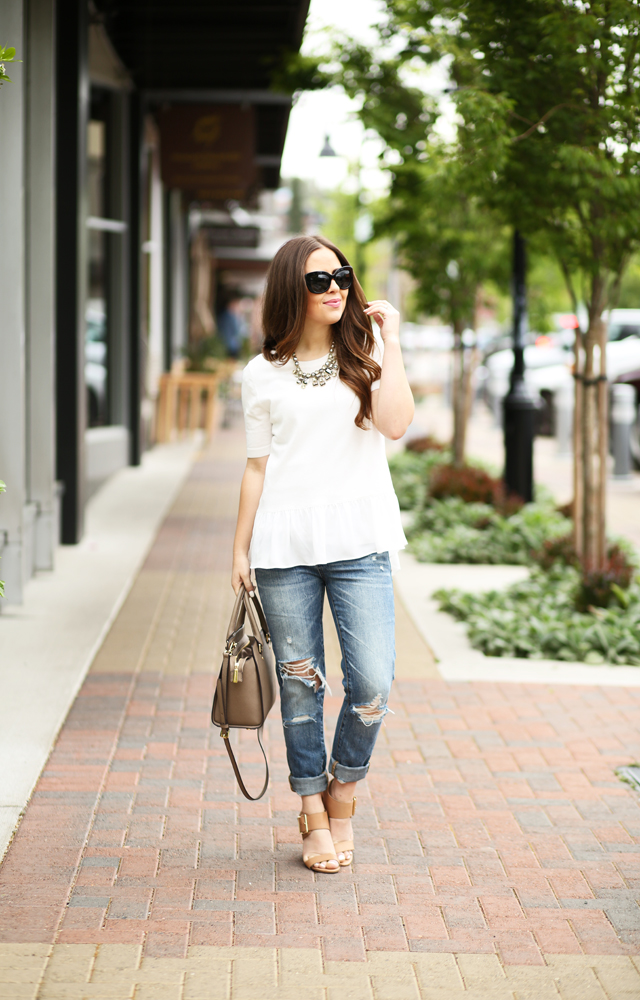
[262,235,381,428]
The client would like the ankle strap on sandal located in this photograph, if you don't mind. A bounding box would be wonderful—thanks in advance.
[298,810,330,835]
[324,786,357,818]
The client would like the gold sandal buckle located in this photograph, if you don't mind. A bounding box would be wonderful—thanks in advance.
[298,813,309,834]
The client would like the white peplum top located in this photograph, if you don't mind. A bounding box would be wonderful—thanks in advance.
[241,338,407,572]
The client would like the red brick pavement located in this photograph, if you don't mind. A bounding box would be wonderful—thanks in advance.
[1,432,640,967]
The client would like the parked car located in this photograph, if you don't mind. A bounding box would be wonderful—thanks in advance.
[615,367,640,469]
[485,310,640,436]
[484,339,572,430]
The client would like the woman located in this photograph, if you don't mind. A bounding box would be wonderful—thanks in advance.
[231,234,414,873]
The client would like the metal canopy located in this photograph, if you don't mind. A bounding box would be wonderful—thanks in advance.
[94,1,309,89]
[93,1,309,188]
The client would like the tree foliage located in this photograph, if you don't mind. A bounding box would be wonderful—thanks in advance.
[374,152,508,332]
[332,1,640,568]
[330,26,510,463]
[0,45,19,86]
[382,0,640,318]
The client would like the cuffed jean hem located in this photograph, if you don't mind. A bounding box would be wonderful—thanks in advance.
[289,772,329,796]
[329,757,369,784]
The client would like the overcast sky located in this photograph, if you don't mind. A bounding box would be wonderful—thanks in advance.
[280,0,389,192]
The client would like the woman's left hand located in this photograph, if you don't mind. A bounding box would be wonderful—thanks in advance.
[363,300,400,344]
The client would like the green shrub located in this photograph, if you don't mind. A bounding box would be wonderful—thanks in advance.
[183,334,227,370]
[406,435,448,453]
[531,533,579,570]
[435,563,640,665]
[575,544,635,612]
[429,463,523,515]
[408,497,570,565]
[388,448,449,510]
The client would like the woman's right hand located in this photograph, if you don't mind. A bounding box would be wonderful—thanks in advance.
[232,551,254,595]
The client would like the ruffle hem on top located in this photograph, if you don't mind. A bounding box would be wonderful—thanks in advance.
[250,491,407,572]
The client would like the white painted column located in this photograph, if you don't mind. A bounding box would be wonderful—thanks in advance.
[26,0,58,571]
[0,0,26,604]
[141,117,164,445]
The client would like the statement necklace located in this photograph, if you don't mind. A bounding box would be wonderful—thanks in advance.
[291,342,339,387]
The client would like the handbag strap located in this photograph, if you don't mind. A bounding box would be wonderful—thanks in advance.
[218,656,269,800]
[221,726,269,801]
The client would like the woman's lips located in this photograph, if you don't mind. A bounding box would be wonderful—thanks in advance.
[323,298,341,307]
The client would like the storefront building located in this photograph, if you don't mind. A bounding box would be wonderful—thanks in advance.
[0,0,308,603]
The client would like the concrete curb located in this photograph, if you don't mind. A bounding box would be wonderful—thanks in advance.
[396,552,640,687]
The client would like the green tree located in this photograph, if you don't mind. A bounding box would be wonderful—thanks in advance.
[327,39,508,464]
[375,151,509,464]
[334,1,640,572]
[618,256,640,308]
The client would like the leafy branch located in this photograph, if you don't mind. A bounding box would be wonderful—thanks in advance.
[0,45,20,86]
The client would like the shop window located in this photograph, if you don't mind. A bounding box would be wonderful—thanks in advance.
[86,115,108,427]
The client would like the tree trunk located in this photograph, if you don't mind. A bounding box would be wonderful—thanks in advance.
[451,324,465,467]
[451,322,478,468]
[574,307,608,571]
[572,327,584,557]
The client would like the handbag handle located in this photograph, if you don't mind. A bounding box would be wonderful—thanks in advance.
[226,585,271,647]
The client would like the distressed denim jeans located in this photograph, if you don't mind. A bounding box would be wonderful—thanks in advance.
[255,552,395,795]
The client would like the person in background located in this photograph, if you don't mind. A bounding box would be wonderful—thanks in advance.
[217,292,247,358]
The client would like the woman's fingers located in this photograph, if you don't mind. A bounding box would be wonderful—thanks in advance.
[232,552,254,595]
[365,302,398,316]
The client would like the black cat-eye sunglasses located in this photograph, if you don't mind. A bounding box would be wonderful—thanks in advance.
[304,266,354,294]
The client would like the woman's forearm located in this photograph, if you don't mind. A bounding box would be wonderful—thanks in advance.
[233,458,268,558]
[372,337,414,440]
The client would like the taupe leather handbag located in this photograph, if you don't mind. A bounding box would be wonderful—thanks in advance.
[211,585,276,800]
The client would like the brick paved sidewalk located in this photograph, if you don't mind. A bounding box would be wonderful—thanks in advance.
[1,429,640,999]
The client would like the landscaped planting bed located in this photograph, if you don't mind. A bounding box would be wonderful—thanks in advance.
[390,440,640,665]
[389,445,570,567]
[435,564,640,664]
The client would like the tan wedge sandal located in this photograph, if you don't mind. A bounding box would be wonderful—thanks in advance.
[298,810,340,874]
[323,781,356,867]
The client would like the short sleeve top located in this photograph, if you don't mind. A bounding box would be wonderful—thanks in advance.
[241,336,406,571]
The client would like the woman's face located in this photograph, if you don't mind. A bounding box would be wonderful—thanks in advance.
[304,247,348,327]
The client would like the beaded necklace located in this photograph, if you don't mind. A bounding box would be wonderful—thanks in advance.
[291,342,339,387]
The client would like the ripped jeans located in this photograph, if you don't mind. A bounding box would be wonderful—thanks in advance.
[255,552,395,796]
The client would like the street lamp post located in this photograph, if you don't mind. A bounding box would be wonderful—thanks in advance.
[319,133,369,286]
[503,230,536,502]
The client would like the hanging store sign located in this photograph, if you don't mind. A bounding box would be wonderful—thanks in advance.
[158,105,257,203]
[205,225,260,249]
